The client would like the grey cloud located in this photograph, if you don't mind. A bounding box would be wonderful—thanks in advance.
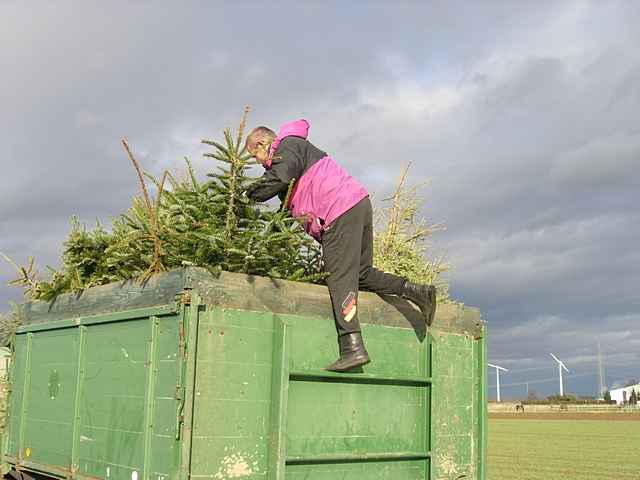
[551,132,640,189]
[1,1,639,398]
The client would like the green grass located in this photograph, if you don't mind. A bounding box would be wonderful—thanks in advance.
[489,418,640,480]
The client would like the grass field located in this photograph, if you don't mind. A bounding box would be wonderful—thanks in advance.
[488,414,640,480]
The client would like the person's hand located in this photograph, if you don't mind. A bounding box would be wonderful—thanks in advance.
[243,183,258,200]
[294,212,323,241]
[308,216,323,241]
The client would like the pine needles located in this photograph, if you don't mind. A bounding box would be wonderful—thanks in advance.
[2,110,325,302]
[121,137,167,282]
[1,111,449,308]
[373,163,451,299]
[0,305,22,347]
[0,253,39,298]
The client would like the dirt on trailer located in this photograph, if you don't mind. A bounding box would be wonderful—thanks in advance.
[490,412,640,421]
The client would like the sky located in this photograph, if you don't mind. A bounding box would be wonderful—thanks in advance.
[1,1,639,399]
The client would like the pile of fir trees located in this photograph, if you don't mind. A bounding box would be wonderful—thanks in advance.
[3,109,324,302]
[373,164,450,299]
[1,110,451,344]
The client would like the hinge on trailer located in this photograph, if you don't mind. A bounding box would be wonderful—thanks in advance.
[178,319,186,359]
[175,384,186,440]
[473,320,485,340]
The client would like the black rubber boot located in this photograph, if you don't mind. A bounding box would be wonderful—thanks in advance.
[325,332,371,372]
[401,281,437,326]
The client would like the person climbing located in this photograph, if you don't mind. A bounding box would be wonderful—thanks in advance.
[244,119,436,372]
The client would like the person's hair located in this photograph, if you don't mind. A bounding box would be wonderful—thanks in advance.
[245,126,276,150]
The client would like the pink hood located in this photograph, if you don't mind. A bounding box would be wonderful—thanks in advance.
[265,119,310,169]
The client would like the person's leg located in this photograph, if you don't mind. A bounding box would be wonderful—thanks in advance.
[358,197,438,326]
[323,219,363,337]
[322,199,371,371]
[358,198,406,294]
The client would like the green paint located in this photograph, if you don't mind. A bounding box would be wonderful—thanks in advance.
[47,370,59,399]
[142,317,160,480]
[268,317,290,480]
[17,333,32,463]
[3,269,486,479]
[422,336,431,480]
[189,308,275,478]
[431,330,486,479]
[178,294,201,479]
[478,326,488,480]
[20,269,187,324]
[6,335,26,458]
[70,326,87,474]
[16,304,177,334]
[173,304,188,441]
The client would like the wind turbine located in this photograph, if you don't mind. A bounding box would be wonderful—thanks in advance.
[488,363,509,402]
[597,341,606,400]
[550,353,569,396]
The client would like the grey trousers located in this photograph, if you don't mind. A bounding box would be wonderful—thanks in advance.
[321,196,406,336]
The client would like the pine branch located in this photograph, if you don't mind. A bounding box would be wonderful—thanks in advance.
[1,252,39,296]
[184,157,198,189]
[281,178,297,211]
[383,162,411,254]
[154,170,169,225]
[373,163,450,300]
[236,105,251,153]
[7,108,331,301]
[121,138,165,282]
[201,139,230,155]
[122,138,153,211]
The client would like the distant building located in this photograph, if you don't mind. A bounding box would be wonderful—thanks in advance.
[610,383,640,405]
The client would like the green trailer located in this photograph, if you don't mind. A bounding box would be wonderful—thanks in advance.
[1,267,487,480]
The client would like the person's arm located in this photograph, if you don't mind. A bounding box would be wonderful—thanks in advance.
[244,168,288,202]
[245,145,302,202]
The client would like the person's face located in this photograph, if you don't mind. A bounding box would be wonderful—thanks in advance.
[246,138,270,165]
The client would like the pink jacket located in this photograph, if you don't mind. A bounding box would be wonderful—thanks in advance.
[268,120,368,241]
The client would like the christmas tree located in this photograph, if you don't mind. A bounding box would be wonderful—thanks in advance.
[2,110,451,328]
[373,164,451,300]
[2,109,323,301]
